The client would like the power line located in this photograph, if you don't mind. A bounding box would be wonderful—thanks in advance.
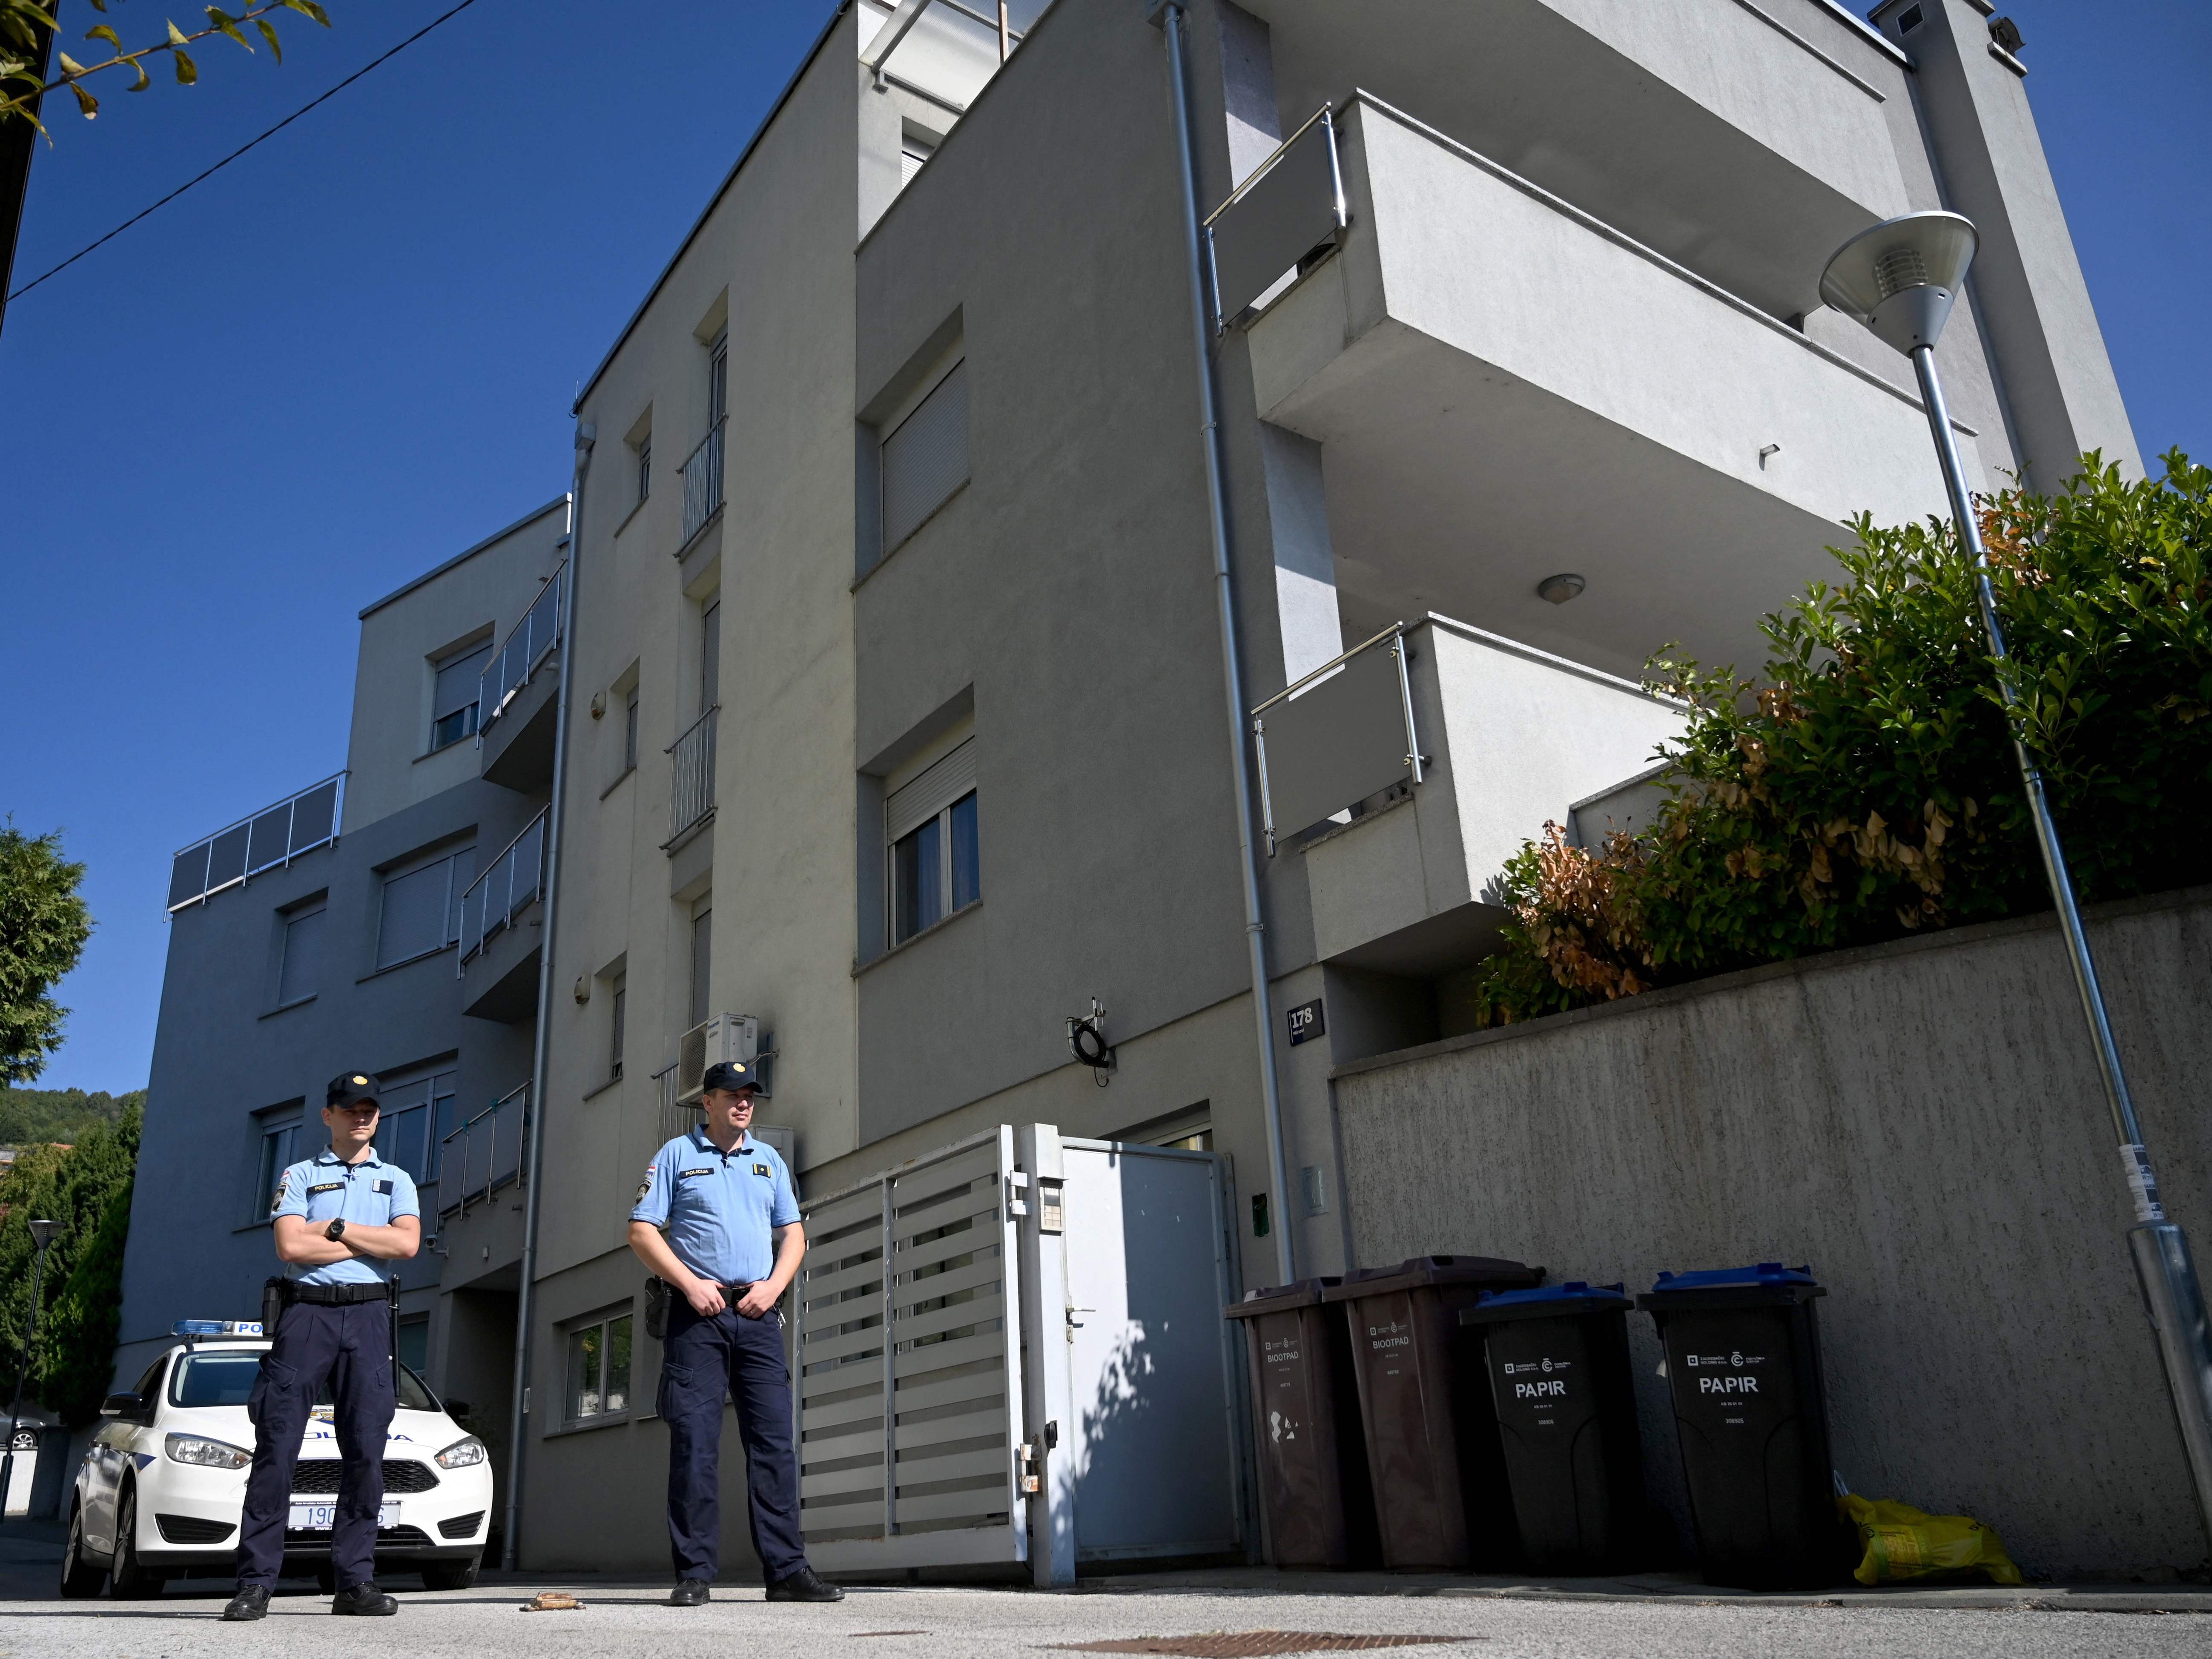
[6,0,484,304]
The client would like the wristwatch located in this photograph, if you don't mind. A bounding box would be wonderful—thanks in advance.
[325,1218,347,1241]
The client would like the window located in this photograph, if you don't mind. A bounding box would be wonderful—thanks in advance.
[709,330,729,430]
[1896,5,1922,32]
[880,359,967,555]
[637,434,651,504]
[276,899,324,1007]
[397,1317,429,1374]
[610,973,627,1081]
[689,904,712,1029]
[699,600,720,717]
[900,132,937,186]
[375,844,477,969]
[624,687,640,773]
[431,641,493,752]
[255,1108,305,1220]
[377,1065,456,1184]
[565,1311,632,1424]
[886,738,980,947]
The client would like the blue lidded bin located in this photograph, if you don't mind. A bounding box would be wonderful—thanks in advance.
[1638,1263,1850,1588]
[1461,1282,1648,1573]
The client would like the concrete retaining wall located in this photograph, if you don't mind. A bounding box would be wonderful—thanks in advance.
[1332,886,2212,1578]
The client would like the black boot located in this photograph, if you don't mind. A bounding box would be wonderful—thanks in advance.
[668,1577,712,1607]
[332,1580,400,1616]
[766,1565,844,1603]
[222,1584,271,1622]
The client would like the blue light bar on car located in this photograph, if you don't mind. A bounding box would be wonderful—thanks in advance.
[172,1319,264,1336]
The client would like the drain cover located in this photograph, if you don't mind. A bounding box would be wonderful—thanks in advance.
[1049,1636,1472,1656]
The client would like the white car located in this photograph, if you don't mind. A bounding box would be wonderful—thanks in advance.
[61,1321,493,1598]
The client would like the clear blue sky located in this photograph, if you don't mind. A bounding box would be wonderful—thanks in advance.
[4,0,2206,1095]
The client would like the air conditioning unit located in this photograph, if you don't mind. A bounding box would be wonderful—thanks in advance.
[676,1013,760,1104]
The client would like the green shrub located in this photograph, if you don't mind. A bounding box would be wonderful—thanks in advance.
[1468,450,2212,1025]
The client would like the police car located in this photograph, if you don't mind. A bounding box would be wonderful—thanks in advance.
[61,1320,493,1598]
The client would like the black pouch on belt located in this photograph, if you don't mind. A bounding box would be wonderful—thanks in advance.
[261,1276,289,1340]
[644,1277,671,1341]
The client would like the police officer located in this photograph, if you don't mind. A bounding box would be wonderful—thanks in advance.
[628,1060,841,1606]
[223,1072,421,1622]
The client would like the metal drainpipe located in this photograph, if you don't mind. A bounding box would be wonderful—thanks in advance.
[500,430,592,1567]
[1157,0,1296,1287]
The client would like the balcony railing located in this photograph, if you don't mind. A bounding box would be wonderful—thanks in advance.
[678,419,725,548]
[654,1061,698,1148]
[1202,103,1347,332]
[478,562,566,737]
[456,807,548,972]
[168,772,346,912]
[438,1083,528,1217]
[1250,622,1423,854]
[663,704,718,850]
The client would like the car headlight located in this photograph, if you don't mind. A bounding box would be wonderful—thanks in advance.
[435,1435,487,1470]
[165,1433,251,1470]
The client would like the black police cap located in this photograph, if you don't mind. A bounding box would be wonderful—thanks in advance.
[326,1071,381,1108]
[700,1060,759,1095]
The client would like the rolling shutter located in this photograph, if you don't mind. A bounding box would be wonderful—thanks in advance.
[880,360,968,554]
[885,738,977,844]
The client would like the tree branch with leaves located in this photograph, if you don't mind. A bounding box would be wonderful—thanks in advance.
[0,825,92,1084]
[1,0,331,133]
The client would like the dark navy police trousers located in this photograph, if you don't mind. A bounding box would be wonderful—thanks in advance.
[237,1299,395,1589]
[659,1296,806,1582]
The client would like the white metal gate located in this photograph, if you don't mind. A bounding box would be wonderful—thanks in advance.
[795,1128,1027,1572]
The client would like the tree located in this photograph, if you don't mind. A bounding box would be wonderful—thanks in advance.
[0,826,92,1085]
[2,1,332,134]
[0,1101,138,1426]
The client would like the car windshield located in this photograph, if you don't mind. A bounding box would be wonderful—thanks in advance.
[170,1351,442,1413]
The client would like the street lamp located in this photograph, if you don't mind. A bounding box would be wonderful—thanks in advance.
[1,1218,60,1527]
[1821,211,2212,1547]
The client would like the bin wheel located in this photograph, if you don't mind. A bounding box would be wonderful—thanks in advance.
[421,1553,480,1592]
[59,1501,106,1599]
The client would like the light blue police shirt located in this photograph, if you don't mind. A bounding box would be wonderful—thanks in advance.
[630,1128,800,1285]
[271,1148,421,1287]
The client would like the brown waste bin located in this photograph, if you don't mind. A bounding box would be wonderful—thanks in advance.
[1324,1255,1544,1570]
[1225,1278,1381,1568]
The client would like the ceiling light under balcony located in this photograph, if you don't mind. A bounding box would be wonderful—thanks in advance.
[1537,573,1586,606]
[1819,211,1978,356]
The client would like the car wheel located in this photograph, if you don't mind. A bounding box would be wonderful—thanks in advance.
[59,1501,106,1599]
[107,1488,167,1599]
[420,1553,479,1592]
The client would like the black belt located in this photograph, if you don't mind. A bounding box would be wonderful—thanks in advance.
[285,1281,389,1306]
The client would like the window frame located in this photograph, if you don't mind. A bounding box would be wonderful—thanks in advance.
[889,788,979,948]
[275,897,326,1009]
[562,1307,634,1428]
[878,356,969,559]
[637,433,651,505]
[376,1062,457,1187]
[609,973,627,1082]
[373,841,478,972]
[251,1105,307,1225]
[883,736,979,950]
[429,640,493,754]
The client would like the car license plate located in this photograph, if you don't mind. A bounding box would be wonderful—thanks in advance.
[289,1500,400,1531]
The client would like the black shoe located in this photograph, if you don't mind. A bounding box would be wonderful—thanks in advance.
[668,1578,712,1607]
[332,1581,399,1616]
[766,1565,844,1603]
[222,1584,271,1622]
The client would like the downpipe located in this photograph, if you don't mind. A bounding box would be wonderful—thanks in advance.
[1155,0,1295,1286]
[501,428,592,1567]
[1913,346,2212,1548]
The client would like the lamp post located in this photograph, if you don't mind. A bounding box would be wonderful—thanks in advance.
[1820,211,2212,1546]
[1,1218,60,1527]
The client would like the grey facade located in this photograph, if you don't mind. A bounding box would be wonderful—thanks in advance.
[118,498,570,1538]
[127,0,2143,1576]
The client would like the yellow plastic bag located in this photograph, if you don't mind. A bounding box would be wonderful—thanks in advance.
[1839,1494,2023,1587]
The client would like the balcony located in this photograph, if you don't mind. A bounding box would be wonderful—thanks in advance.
[1268,617,1681,976]
[456,808,547,1023]
[477,563,565,794]
[677,419,726,553]
[431,1084,529,1288]
[168,773,344,912]
[663,705,717,854]
[1235,94,1975,683]
[1236,0,1910,321]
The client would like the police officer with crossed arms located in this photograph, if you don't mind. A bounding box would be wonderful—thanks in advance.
[629,1059,842,1605]
[225,1071,420,1621]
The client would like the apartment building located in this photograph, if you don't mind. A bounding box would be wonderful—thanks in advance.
[123,0,2138,1580]
[117,498,572,1543]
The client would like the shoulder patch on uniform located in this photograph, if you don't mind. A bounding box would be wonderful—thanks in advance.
[306,1180,345,1195]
